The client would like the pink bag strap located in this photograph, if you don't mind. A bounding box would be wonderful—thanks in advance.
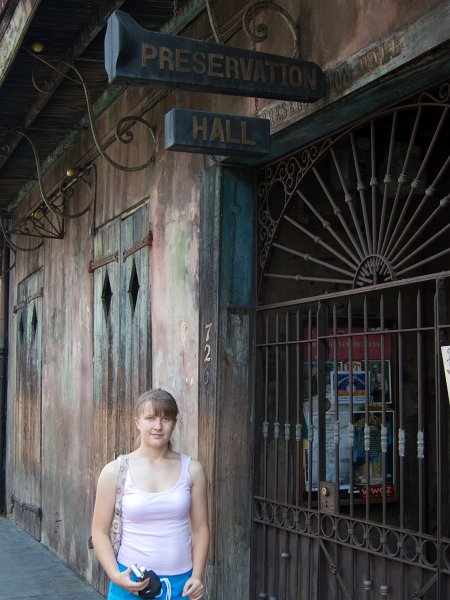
[113,455,129,517]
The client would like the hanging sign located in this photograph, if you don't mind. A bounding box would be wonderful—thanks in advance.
[105,11,325,102]
[165,108,270,156]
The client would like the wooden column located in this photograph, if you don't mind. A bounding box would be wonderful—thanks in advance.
[199,163,255,600]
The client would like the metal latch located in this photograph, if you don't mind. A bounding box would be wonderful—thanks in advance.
[320,481,335,512]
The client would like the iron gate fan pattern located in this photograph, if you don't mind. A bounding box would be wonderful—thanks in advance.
[258,82,450,294]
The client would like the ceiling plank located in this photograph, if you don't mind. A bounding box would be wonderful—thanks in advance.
[0,0,41,85]
[0,0,127,172]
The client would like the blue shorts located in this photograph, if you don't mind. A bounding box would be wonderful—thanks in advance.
[107,562,192,600]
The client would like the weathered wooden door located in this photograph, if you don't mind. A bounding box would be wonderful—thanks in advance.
[253,82,450,599]
[12,268,43,540]
[92,205,152,593]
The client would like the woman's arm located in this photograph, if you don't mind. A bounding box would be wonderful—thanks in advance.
[183,459,210,599]
[91,460,148,594]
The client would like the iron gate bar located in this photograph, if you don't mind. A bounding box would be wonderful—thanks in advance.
[283,213,358,271]
[258,270,450,311]
[351,131,372,255]
[253,498,443,570]
[264,272,355,285]
[320,538,353,600]
[384,108,448,263]
[306,309,313,512]
[312,165,369,264]
[271,241,359,279]
[435,279,448,598]
[329,148,369,264]
[363,298,370,521]
[380,106,423,261]
[377,112,396,258]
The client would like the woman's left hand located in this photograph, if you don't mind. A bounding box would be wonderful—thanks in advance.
[182,575,204,599]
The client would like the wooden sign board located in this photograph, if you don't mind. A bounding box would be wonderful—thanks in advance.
[165,108,270,156]
[105,11,325,103]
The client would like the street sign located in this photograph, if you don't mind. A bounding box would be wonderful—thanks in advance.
[105,11,325,102]
[164,108,270,156]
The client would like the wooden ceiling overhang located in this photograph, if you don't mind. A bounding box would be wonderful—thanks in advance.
[0,0,202,213]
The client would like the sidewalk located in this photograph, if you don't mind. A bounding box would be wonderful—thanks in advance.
[0,519,104,599]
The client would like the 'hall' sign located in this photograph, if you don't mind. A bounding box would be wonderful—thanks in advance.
[165,108,270,156]
[105,11,325,102]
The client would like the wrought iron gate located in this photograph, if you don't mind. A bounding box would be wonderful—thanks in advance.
[252,83,450,599]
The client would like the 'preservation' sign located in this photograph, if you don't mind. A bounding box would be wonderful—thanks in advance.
[105,11,325,102]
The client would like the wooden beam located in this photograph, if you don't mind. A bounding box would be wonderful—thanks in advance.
[0,0,128,172]
[0,0,41,86]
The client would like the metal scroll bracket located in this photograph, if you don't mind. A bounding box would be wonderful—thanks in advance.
[0,161,97,258]
[206,0,300,59]
[22,49,157,173]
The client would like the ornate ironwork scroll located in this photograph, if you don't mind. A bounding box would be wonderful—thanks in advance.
[17,51,157,174]
[1,163,96,256]
[205,0,300,59]
[257,82,450,294]
[61,61,156,173]
[242,1,300,59]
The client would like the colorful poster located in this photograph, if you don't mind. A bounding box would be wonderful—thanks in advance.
[330,370,367,403]
[353,411,395,487]
[303,408,396,497]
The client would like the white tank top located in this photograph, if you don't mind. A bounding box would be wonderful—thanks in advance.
[117,453,192,575]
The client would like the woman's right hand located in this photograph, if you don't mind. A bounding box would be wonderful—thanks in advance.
[111,567,150,594]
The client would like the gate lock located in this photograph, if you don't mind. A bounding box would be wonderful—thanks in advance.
[320,481,336,513]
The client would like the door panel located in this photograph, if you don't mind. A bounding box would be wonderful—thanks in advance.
[92,205,151,594]
[13,269,43,540]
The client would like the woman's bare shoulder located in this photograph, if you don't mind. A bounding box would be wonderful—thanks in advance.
[98,457,122,483]
[188,457,206,482]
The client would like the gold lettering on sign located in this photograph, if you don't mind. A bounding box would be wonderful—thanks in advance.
[209,118,225,142]
[240,57,254,81]
[142,43,157,66]
[226,56,239,79]
[192,52,207,75]
[192,116,208,141]
[279,63,288,86]
[176,48,191,73]
[288,65,302,88]
[241,122,256,146]
[139,42,322,94]
[253,60,267,83]
[208,53,224,77]
[159,46,174,70]
[305,67,318,91]
[265,61,278,84]
[225,120,240,144]
[191,115,257,146]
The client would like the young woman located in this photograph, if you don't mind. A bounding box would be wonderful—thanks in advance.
[92,389,209,600]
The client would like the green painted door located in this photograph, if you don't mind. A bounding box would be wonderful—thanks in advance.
[92,205,151,593]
